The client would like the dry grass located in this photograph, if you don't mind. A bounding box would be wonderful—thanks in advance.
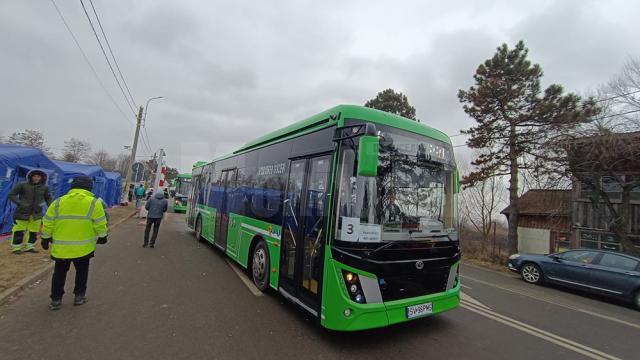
[460,234,512,271]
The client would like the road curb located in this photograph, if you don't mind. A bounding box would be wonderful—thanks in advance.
[0,209,138,305]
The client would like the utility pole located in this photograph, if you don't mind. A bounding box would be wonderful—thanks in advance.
[153,148,165,192]
[121,106,144,202]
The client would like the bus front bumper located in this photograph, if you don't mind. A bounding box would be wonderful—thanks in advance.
[321,260,461,331]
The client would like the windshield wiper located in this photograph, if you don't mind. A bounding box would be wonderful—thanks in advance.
[408,232,451,241]
[365,241,399,257]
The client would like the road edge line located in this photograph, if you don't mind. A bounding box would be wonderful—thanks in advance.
[225,259,264,297]
[461,300,621,360]
[462,274,640,330]
[0,209,137,305]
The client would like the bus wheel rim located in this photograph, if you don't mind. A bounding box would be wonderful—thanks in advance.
[253,248,266,283]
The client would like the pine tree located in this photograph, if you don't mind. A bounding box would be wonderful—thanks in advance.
[365,89,417,120]
[458,41,599,253]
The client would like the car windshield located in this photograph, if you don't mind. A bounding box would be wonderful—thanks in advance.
[334,123,458,243]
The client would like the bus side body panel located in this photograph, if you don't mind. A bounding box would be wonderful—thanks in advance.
[226,213,283,290]
[197,204,216,243]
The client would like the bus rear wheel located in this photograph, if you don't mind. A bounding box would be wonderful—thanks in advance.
[195,216,203,242]
[251,240,270,292]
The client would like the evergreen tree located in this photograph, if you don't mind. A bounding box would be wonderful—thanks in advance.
[365,89,417,120]
[458,41,599,253]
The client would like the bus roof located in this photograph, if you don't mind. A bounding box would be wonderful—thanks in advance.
[196,104,452,166]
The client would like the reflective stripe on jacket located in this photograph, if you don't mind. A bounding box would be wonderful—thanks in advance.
[42,189,108,259]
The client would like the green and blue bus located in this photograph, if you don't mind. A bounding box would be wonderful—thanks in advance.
[186,105,461,331]
[173,173,192,213]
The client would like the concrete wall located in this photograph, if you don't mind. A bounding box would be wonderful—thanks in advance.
[517,227,550,254]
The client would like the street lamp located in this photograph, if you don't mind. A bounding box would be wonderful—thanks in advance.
[143,96,164,125]
[121,96,164,204]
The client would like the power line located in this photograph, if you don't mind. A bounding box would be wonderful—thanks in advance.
[142,126,154,153]
[137,126,152,155]
[79,0,136,115]
[138,136,150,156]
[594,108,640,121]
[49,0,133,125]
[596,89,640,103]
[87,0,137,107]
[139,129,153,155]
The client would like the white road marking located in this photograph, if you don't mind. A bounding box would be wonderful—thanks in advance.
[461,300,622,360]
[461,284,472,289]
[576,308,640,330]
[460,291,490,311]
[225,259,263,297]
[462,274,640,330]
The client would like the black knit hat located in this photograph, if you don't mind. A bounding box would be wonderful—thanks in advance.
[71,175,93,191]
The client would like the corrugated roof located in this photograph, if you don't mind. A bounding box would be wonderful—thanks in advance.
[501,189,571,216]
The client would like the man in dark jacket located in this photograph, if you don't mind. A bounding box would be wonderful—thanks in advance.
[8,169,53,254]
[143,191,168,248]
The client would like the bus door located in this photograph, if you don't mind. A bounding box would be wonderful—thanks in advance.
[280,154,331,315]
[187,175,201,227]
[215,168,237,250]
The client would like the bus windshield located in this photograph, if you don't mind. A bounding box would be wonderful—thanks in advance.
[176,179,192,196]
[335,124,458,243]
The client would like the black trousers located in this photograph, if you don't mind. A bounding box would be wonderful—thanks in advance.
[50,257,91,300]
[144,218,162,245]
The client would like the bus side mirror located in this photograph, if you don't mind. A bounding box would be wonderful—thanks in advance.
[454,170,461,194]
[358,135,379,177]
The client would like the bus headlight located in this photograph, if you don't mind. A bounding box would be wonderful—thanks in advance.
[345,272,356,283]
[342,270,367,304]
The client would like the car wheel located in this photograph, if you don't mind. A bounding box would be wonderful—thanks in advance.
[634,290,640,310]
[251,240,270,292]
[521,263,543,285]
[195,216,203,242]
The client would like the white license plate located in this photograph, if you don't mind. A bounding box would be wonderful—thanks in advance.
[406,302,433,319]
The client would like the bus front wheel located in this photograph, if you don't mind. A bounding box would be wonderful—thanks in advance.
[251,240,270,292]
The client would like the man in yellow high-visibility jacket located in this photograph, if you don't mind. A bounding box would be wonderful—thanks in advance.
[41,175,108,310]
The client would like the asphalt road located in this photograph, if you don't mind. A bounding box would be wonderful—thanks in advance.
[1,212,638,360]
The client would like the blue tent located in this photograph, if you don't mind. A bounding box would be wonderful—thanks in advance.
[0,144,63,235]
[104,171,122,207]
[53,160,109,203]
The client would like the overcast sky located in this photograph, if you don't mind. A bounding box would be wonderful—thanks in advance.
[1,0,639,173]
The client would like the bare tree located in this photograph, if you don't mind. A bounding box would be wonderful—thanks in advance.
[88,149,117,171]
[602,58,640,131]
[61,138,91,163]
[458,153,507,249]
[115,153,131,176]
[520,154,571,194]
[559,130,640,256]
[7,129,51,154]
